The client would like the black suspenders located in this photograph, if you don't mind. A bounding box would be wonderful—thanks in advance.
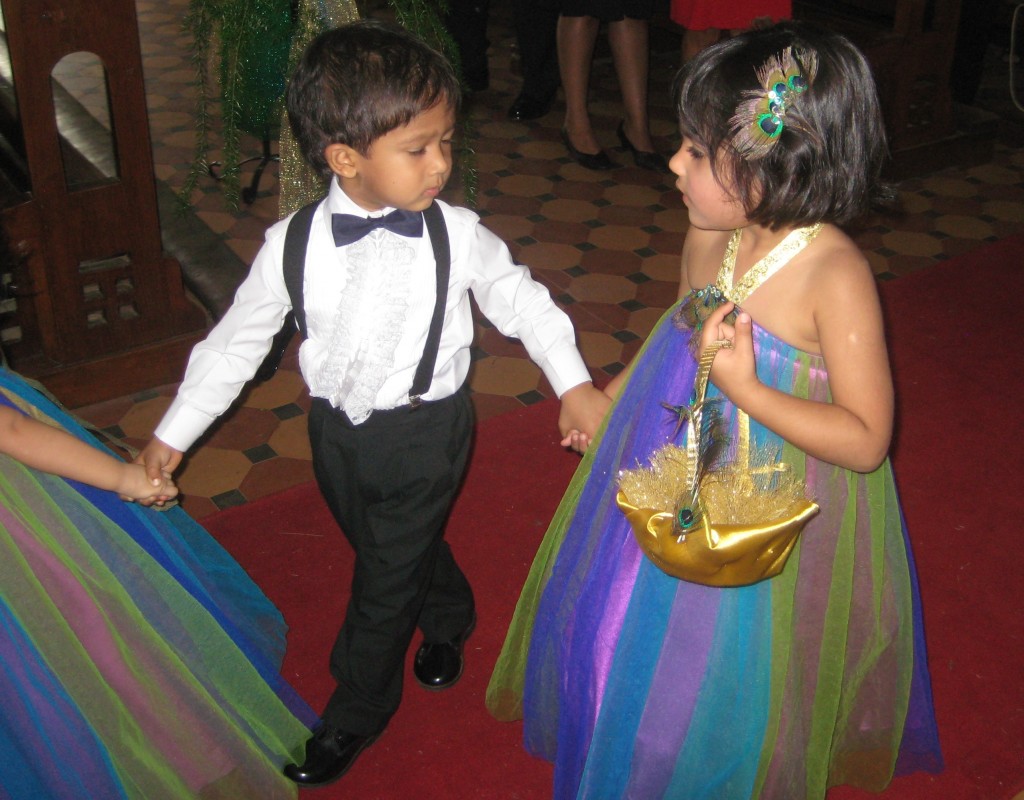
[257,202,451,409]
[408,203,450,406]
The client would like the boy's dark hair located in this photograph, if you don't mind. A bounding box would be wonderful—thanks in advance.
[286,19,461,179]
[673,21,895,229]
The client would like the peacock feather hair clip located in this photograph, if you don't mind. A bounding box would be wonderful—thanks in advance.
[730,46,818,160]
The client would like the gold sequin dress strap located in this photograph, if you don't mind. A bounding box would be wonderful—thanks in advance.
[278,0,360,218]
[715,224,824,306]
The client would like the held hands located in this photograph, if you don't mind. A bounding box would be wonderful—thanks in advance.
[133,438,184,506]
[119,463,179,504]
[700,302,759,404]
[558,382,612,454]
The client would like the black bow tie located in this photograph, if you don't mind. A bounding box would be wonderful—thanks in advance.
[331,209,424,247]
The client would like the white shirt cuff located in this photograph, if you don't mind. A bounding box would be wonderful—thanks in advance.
[540,346,592,398]
[154,397,220,453]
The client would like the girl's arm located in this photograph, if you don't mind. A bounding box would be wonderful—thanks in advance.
[701,257,893,473]
[0,406,178,502]
[602,369,627,400]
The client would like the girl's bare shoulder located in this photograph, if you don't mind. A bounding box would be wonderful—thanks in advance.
[804,225,877,298]
[736,224,876,353]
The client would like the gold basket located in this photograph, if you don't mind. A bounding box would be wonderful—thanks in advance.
[616,340,818,587]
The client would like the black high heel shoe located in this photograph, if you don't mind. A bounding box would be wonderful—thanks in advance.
[560,129,615,171]
[616,121,669,173]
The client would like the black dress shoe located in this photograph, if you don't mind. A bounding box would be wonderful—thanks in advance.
[508,92,554,121]
[283,725,379,787]
[616,121,669,173]
[413,612,476,690]
[560,129,615,171]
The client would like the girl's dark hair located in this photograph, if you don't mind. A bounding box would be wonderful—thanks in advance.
[286,19,461,178]
[673,21,895,228]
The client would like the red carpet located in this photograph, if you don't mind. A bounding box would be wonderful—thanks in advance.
[206,235,1024,800]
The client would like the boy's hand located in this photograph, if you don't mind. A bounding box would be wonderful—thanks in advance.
[134,438,183,506]
[119,463,179,504]
[557,382,611,454]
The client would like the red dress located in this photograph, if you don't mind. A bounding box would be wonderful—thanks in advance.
[670,0,791,30]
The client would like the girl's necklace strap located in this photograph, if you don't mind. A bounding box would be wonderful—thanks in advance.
[715,223,824,306]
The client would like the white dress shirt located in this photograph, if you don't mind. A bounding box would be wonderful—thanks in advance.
[155,181,590,451]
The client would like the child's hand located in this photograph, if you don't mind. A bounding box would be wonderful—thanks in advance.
[560,428,592,454]
[134,438,183,506]
[701,303,759,404]
[558,382,611,454]
[119,463,179,504]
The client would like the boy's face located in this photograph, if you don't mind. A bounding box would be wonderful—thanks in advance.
[327,101,456,213]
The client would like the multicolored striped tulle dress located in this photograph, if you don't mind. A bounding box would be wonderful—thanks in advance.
[487,234,942,798]
[0,368,316,799]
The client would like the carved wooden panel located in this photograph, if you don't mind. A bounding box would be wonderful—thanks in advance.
[796,0,963,155]
[0,0,206,404]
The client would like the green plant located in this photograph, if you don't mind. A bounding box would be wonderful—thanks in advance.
[181,0,476,210]
[181,0,294,208]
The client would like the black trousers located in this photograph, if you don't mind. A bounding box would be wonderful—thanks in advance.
[445,0,491,89]
[514,0,560,101]
[308,390,475,735]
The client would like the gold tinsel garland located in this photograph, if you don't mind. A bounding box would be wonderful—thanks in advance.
[182,0,476,215]
[277,0,360,218]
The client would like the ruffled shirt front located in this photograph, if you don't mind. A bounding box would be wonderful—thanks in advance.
[312,228,417,424]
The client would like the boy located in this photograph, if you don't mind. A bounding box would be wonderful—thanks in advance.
[138,19,609,788]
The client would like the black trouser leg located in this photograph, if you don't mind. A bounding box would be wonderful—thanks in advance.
[308,392,475,736]
[514,0,560,100]
[445,0,491,90]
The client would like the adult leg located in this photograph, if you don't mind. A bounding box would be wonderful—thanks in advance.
[558,13,602,154]
[445,0,490,91]
[681,27,720,62]
[608,15,655,153]
[514,0,560,101]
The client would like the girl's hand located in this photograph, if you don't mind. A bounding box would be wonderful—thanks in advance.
[119,463,179,504]
[700,302,759,404]
[134,438,183,506]
[560,428,592,454]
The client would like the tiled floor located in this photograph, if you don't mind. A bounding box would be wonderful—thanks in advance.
[72,0,1024,519]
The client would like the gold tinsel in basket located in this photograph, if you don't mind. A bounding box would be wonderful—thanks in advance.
[618,443,809,527]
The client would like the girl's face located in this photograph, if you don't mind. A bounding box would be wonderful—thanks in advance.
[669,137,749,231]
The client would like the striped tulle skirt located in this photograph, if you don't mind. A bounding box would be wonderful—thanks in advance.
[487,303,942,799]
[0,368,315,799]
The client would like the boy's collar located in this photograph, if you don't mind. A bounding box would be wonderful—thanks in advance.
[328,179,397,218]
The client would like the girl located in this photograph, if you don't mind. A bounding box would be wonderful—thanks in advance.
[488,21,943,799]
[0,366,315,798]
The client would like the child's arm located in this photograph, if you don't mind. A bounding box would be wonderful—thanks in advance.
[0,406,178,503]
[700,260,893,473]
[601,370,628,401]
